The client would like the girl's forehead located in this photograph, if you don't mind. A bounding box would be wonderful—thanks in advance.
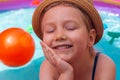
[42,5,88,23]
[42,6,85,25]
[42,5,92,33]
[43,5,85,20]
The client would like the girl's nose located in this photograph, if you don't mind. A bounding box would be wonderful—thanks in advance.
[54,30,67,41]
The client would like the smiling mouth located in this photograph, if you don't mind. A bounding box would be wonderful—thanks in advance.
[52,44,73,50]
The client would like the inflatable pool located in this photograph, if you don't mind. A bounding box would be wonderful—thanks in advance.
[95,0,120,6]
[0,0,120,80]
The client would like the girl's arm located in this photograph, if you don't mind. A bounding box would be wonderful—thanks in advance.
[58,69,73,80]
[40,60,58,80]
[40,41,74,80]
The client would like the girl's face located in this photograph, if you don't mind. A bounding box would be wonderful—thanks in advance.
[41,5,95,62]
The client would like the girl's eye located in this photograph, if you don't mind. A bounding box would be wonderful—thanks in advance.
[46,28,55,33]
[66,26,77,30]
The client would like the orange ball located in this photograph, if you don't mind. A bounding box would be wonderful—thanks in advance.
[0,28,35,67]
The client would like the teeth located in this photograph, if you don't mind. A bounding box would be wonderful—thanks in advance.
[55,45,72,50]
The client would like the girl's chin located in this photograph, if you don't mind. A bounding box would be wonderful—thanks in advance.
[53,49,74,62]
[58,53,73,62]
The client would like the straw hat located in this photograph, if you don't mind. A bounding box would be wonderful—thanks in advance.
[32,0,103,44]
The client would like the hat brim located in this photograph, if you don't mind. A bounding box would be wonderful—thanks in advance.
[32,0,103,44]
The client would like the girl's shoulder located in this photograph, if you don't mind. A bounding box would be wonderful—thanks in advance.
[98,53,115,68]
[95,53,116,80]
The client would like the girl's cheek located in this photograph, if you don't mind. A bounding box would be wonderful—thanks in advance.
[43,34,53,43]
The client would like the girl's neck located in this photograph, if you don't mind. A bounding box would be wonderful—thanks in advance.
[71,51,96,80]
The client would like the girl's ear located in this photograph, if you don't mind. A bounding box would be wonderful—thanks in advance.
[88,29,96,47]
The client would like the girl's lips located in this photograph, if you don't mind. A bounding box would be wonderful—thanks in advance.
[52,44,73,51]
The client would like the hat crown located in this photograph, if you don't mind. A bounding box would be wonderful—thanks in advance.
[43,0,94,5]
[88,0,93,4]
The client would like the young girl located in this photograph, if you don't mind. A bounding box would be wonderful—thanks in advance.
[32,0,116,80]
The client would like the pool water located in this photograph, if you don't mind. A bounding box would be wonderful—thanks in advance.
[0,5,120,80]
[94,5,120,80]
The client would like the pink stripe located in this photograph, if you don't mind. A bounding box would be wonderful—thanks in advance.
[0,0,33,11]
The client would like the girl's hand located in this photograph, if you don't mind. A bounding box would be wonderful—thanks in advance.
[40,41,73,74]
